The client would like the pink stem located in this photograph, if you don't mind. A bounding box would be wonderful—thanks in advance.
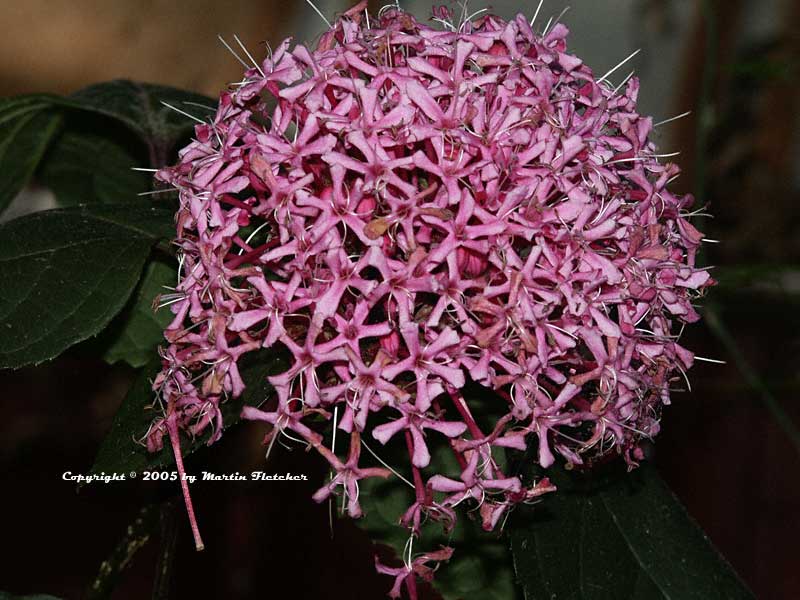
[224,238,280,269]
[432,398,467,470]
[219,194,254,213]
[446,387,483,439]
[405,572,419,600]
[496,388,514,406]
[404,430,425,504]
[166,415,205,551]
[446,388,511,477]
[231,235,251,252]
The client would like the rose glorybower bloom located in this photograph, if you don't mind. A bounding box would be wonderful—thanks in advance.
[146,3,713,597]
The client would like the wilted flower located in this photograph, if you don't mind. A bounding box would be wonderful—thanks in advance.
[147,3,713,596]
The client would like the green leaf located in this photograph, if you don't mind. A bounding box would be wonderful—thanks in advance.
[0,80,210,215]
[90,347,289,475]
[0,94,58,126]
[62,201,177,240]
[0,202,175,368]
[63,80,214,165]
[38,120,151,207]
[508,463,754,600]
[99,258,177,368]
[0,106,63,214]
[85,503,160,600]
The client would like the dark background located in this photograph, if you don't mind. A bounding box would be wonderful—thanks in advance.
[1,1,798,599]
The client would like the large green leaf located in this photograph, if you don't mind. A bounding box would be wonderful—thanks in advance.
[85,503,161,600]
[38,123,151,207]
[0,80,212,215]
[63,80,214,165]
[0,104,62,214]
[63,201,177,240]
[90,347,289,475]
[99,258,177,368]
[0,202,175,368]
[0,95,58,126]
[508,463,754,600]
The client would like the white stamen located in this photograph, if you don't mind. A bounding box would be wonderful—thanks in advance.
[361,439,415,488]
[545,6,570,35]
[604,151,680,166]
[530,0,544,27]
[612,70,635,95]
[156,295,186,309]
[328,405,339,537]
[280,428,308,445]
[217,35,250,70]
[598,49,641,83]
[160,101,205,124]
[181,101,216,112]
[403,534,414,570]
[138,189,174,196]
[694,356,727,365]
[460,9,487,33]
[654,110,692,128]
[305,0,333,28]
[432,17,457,31]
[602,416,652,439]
[458,0,467,26]
[331,405,339,454]
[544,323,578,339]
[678,366,692,392]
[131,167,159,172]
[233,34,265,77]
[378,3,397,18]
[238,221,272,255]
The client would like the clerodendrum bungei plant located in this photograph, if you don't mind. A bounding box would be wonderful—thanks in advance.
[0,2,755,599]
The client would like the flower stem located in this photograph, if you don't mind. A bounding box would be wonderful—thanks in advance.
[165,415,205,551]
[405,572,419,600]
[447,387,484,439]
[219,194,255,213]
[405,430,425,503]
[225,238,280,269]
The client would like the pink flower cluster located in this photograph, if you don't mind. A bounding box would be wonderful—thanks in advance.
[147,3,712,596]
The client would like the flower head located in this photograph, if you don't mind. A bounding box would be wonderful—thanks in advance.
[148,3,714,595]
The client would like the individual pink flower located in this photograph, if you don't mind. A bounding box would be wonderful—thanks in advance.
[376,546,455,600]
